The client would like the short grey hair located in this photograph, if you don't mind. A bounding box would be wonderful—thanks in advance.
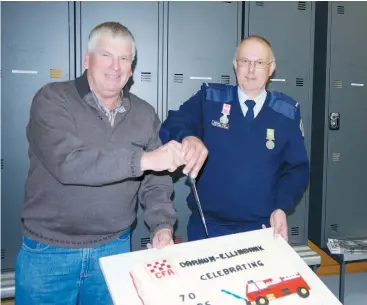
[234,35,275,62]
[87,22,136,60]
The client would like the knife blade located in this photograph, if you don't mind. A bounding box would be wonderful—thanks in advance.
[187,176,209,237]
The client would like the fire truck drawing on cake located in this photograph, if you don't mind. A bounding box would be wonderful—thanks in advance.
[222,272,311,305]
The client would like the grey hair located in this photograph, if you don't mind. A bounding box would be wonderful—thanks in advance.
[234,35,275,62]
[87,22,136,60]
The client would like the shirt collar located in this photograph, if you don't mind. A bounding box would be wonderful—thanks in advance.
[75,70,128,114]
[237,87,267,105]
[90,89,126,115]
[75,70,130,99]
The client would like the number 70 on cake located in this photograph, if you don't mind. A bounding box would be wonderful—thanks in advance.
[179,293,211,305]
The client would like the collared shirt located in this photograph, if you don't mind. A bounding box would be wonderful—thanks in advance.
[237,87,267,119]
[91,89,126,126]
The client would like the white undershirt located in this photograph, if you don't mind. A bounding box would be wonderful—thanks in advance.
[237,87,267,119]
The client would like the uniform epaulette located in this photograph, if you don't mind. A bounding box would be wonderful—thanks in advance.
[200,83,236,103]
[268,91,299,120]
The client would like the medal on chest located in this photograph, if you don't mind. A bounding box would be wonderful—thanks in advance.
[266,128,275,149]
[211,103,231,129]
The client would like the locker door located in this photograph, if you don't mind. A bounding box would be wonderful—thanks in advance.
[324,2,367,240]
[1,1,73,271]
[165,2,241,245]
[245,1,315,245]
[165,1,240,113]
[76,2,161,114]
[76,2,162,251]
[0,1,2,268]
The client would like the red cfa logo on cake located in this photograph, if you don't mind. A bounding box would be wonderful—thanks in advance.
[146,259,176,280]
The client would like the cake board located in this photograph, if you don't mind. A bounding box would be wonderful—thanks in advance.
[99,228,342,305]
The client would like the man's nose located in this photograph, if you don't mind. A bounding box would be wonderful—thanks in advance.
[111,57,121,71]
[247,61,256,73]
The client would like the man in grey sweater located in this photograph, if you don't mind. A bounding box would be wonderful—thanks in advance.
[15,22,184,305]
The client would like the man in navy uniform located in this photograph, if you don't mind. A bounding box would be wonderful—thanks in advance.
[159,35,309,242]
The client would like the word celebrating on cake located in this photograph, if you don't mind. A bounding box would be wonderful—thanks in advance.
[179,245,265,268]
[145,259,176,280]
[200,260,264,281]
[179,293,211,305]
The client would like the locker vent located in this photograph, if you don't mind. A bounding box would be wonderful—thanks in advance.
[334,80,343,89]
[332,152,341,162]
[1,249,4,260]
[1,159,3,170]
[141,72,152,82]
[296,78,304,87]
[50,68,62,79]
[221,75,231,85]
[337,6,345,15]
[298,2,307,11]
[330,224,338,233]
[291,227,300,236]
[174,235,183,244]
[255,2,264,7]
[140,237,150,248]
[174,74,184,83]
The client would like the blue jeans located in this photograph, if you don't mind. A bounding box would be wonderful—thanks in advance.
[15,229,130,305]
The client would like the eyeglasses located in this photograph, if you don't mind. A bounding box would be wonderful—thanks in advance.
[236,58,273,69]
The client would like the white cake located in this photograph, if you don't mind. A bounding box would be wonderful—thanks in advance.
[129,229,336,305]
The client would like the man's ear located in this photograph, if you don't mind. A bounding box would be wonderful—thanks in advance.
[269,61,276,77]
[84,51,90,69]
[233,58,238,71]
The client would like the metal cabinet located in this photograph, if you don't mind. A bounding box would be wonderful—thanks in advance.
[75,1,162,115]
[1,1,74,272]
[243,1,316,245]
[309,1,367,248]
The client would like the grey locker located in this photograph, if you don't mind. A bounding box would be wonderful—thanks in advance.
[163,1,242,248]
[309,2,367,248]
[164,1,241,113]
[77,2,243,251]
[76,1,162,115]
[0,0,2,268]
[243,1,315,245]
[75,1,163,251]
[1,1,74,271]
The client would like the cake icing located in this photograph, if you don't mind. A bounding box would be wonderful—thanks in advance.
[129,229,330,305]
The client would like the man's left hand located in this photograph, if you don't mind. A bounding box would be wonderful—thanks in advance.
[147,229,174,249]
[263,209,288,242]
[270,209,288,242]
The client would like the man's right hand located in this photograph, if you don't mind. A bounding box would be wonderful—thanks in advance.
[181,136,208,179]
[141,140,185,172]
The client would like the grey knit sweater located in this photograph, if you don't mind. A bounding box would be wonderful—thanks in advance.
[21,71,177,248]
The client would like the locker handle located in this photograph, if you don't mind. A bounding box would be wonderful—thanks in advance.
[329,112,340,130]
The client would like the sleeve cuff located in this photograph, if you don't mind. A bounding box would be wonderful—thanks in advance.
[130,150,143,177]
[275,199,293,214]
[175,130,196,143]
[151,223,174,238]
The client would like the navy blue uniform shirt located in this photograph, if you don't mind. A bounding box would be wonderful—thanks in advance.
[160,83,309,238]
